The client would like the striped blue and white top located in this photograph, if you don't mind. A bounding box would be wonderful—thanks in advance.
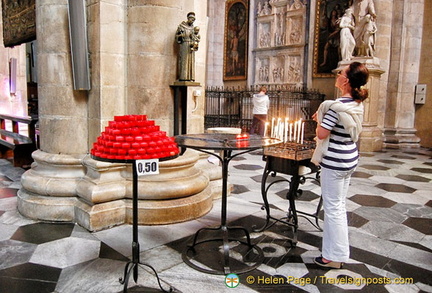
[320,97,359,171]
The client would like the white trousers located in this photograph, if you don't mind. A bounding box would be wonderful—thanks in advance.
[320,166,355,262]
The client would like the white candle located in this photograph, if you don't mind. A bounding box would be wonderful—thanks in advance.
[300,121,305,144]
[289,123,293,142]
[284,118,288,143]
[293,121,297,143]
[271,118,275,138]
[277,118,281,139]
[264,122,269,137]
[297,119,302,143]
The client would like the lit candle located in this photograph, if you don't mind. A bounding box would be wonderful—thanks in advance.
[289,123,293,142]
[280,121,284,140]
[297,119,302,143]
[271,118,275,138]
[264,122,269,137]
[276,118,281,139]
[284,117,288,143]
[293,121,297,143]
[300,121,305,144]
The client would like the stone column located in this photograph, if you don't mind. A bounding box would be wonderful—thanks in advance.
[19,0,217,231]
[87,0,127,147]
[18,0,87,221]
[382,0,423,148]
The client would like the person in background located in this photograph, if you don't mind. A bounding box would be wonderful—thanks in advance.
[311,61,369,268]
[250,86,270,136]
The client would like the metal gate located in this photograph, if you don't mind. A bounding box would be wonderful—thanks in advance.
[204,85,325,138]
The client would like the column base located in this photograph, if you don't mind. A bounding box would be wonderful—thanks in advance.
[17,189,78,222]
[18,149,219,231]
[383,128,421,149]
[359,126,383,152]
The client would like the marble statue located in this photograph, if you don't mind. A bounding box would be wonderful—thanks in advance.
[339,8,356,60]
[360,14,377,57]
[175,12,200,81]
[350,0,377,57]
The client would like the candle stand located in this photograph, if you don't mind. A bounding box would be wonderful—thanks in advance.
[91,155,174,293]
[254,141,323,247]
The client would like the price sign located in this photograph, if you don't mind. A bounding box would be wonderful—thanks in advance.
[135,159,159,176]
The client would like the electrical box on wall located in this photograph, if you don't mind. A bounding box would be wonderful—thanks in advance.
[415,84,427,104]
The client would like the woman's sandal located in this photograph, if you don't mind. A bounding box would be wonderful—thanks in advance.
[314,256,344,269]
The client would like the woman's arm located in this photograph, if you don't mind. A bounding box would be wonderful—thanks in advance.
[316,125,331,140]
[312,111,331,139]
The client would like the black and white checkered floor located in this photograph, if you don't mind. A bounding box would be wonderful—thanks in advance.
[1,149,431,293]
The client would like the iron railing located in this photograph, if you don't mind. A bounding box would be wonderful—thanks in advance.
[205,85,325,138]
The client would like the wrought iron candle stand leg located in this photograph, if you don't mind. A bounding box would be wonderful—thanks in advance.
[119,162,172,293]
[254,156,323,246]
[289,171,323,231]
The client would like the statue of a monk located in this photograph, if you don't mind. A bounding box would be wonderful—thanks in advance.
[175,12,200,81]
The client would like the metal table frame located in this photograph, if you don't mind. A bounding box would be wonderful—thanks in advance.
[175,134,281,275]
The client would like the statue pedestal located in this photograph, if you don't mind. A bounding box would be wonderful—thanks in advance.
[336,57,385,152]
[170,81,203,135]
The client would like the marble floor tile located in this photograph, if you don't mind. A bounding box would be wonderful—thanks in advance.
[29,237,101,268]
[0,149,431,292]
[0,239,37,270]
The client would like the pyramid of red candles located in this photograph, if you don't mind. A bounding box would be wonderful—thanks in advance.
[90,115,179,160]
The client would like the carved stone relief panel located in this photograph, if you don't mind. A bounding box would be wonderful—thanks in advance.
[287,55,302,83]
[287,16,303,45]
[258,21,272,48]
[256,56,270,83]
[257,1,273,16]
[274,12,286,46]
[289,0,305,11]
[253,0,307,86]
[272,55,285,83]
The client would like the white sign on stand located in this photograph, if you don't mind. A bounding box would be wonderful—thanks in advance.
[135,159,159,176]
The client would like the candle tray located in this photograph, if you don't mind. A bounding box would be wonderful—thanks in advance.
[263,141,316,161]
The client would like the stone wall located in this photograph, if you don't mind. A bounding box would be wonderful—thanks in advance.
[0,4,28,117]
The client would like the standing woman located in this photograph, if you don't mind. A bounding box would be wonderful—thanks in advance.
[312,62,369,268]
[250,86,270,136]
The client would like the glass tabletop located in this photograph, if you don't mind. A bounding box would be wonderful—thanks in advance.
[175,133,282,151]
